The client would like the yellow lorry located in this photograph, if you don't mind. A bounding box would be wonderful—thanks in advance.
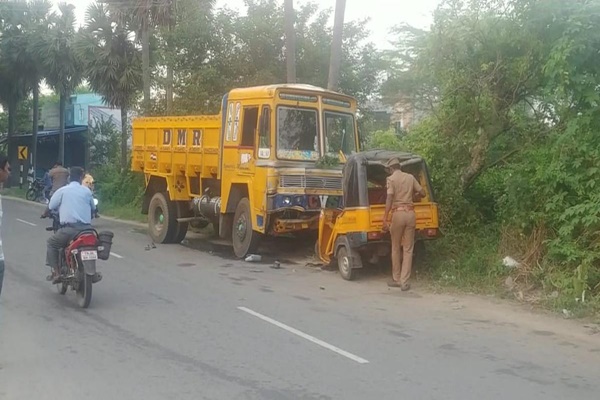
[132,84,360,257]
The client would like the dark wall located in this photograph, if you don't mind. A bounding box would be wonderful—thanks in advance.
[14,132,86,179]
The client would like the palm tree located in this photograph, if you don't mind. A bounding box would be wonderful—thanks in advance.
[327,0,346,91]
[284,0,297,83]
[0,1,30,173]
[22,0,53,171]
[76,3,143,170]
[101,0,174,113]
[38,3,82,164]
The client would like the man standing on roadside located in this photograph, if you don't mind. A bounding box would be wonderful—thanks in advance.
[48,161,69,197]
[382,158,426,291]
[0,156,11,296]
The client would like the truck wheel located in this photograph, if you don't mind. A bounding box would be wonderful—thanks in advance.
[148,192,177,243]
[232,198,261,258]
[172,202,190,243]
[337,246,357,281]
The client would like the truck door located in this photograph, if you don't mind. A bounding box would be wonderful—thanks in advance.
[238,106,259,177]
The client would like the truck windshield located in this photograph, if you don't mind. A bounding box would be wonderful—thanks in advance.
[324,111,356,155]
[277,106,319,160]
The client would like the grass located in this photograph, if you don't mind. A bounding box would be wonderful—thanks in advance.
[100,202,147,223]
[418,227,600,322]
[1,187,28,198]
[1,185,146,224]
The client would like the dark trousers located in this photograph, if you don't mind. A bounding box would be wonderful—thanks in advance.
[46,224,90,269]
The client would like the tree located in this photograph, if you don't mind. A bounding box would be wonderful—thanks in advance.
[284,0,296,83]
[38,3,82,164]
[166,0,381,114]
[0,1,30,173]
[327,0,346,90]
[102,0,174,113]
[23,0,52,171]
[77,3,143,170]
[383,0,546,192]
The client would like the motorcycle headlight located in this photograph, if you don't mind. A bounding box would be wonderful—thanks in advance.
[93,198,99,206]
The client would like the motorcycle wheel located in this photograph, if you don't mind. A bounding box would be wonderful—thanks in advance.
[56,281,67,295]
[25,188,37,201]
[76,272,93,308]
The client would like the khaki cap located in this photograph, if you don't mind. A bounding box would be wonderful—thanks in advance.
[384,157,401,168]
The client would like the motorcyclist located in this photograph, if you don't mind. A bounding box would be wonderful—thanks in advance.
[48,161,69,198]
[43,166,96,283]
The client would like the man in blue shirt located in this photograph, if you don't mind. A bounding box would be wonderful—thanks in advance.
[44,167,96,283]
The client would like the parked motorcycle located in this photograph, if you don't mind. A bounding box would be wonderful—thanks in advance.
[42,200,114,308]
[26,178,47,203]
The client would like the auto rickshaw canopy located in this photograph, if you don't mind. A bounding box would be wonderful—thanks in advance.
[342,150,433,208]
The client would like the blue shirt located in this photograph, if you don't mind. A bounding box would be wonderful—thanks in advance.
[49,182,96,225]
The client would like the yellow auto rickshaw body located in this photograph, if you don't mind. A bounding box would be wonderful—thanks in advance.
[316,150,439,280]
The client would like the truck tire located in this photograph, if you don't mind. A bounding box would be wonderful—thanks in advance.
[148,192,177,243]
[172,202,190,243]
[232,198,261,258]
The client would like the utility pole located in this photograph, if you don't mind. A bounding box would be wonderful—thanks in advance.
[284,0,297,83]
[327,0,346,91]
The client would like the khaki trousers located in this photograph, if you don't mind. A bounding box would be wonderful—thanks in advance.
[390,210,416,285]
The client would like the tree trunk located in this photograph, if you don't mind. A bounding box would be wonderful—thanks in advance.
[166,65,173,114]
[120,106,128,170]
[31,82,40,174]
[142,21,151,113]
[58,92,66,165]
[284,0,297,84]
[7,98,18,187]
[327,0,346,91]
[166,12,174,114]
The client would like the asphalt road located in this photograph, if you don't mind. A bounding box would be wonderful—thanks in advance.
[1,197,599,400]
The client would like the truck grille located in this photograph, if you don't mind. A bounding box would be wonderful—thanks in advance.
[279,175,342,190]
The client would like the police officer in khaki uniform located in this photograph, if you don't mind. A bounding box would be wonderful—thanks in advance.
[382,157,426,290]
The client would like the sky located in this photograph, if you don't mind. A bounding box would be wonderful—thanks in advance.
[54,0,441,49]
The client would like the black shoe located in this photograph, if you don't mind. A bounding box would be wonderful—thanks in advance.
[401,283,411,291]
[92,273,102,283]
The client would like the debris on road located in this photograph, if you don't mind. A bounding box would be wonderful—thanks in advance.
[145,242,157,251]
[245,254,262,262]
[270,261,281,269]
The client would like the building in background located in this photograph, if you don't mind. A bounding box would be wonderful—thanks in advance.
[11,92,121,176]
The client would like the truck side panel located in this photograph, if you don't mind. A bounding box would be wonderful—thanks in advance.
[132,116,221,201]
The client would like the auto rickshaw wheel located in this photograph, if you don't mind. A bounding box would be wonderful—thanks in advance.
[337,246,357,281]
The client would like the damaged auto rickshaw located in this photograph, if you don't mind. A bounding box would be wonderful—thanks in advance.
[315,150,440,280]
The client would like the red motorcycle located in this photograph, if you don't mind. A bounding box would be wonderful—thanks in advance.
[43,211,114,308]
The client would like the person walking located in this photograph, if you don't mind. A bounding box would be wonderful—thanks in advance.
[382,157,426,291]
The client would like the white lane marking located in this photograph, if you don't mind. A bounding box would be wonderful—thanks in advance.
[110,252,124,259]
[238,306,369,364]
[16,218,37,227]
